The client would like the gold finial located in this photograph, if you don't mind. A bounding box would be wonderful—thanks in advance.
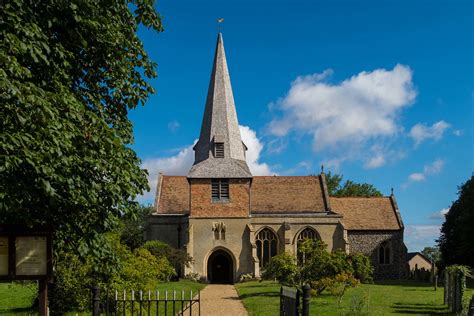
[217,18,224,32]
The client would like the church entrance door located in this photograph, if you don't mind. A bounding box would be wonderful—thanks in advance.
[207,250,233,284]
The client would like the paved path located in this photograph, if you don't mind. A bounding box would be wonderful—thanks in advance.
[185,284,248,316]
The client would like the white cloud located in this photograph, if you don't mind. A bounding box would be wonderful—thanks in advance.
[167,120,181,132]
[409,120,450,146]
[365,155,386,169]
[405,224,441,252]
[429,208,449,220]
[453,129,463,136]
[409,173,425,182]
[268,64,416,167]
[138,126,274,203]
[406,159,444,185]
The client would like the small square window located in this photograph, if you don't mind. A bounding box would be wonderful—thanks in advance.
[212,179,229,201]
[214,143,224,158]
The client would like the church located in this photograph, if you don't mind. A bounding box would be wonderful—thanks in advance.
[146,33,407,283]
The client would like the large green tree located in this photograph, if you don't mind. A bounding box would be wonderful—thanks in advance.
[438,176,474,268]
[0,0,162,259]
[325,172,382,197]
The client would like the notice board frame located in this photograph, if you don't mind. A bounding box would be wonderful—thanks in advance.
[0,225,53,282]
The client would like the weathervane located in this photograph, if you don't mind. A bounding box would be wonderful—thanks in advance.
[217,17,224,32]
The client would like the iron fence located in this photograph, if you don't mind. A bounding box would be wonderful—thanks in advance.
[92,287,200,316]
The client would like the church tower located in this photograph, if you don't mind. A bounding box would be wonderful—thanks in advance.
[187,33,252,218]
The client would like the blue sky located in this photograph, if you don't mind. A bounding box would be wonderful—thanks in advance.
[130,0,473,252]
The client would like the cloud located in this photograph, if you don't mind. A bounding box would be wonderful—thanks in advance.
[429,208,449,220]
[138,125,274,202]
[167,120,180,132]
[268,64,416,167]
[405,224,441,252]
[409,120,450,146]
[453,129,463,136]
[405,159,444,185]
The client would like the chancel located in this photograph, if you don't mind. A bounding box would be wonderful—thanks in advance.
[146,33,407,283]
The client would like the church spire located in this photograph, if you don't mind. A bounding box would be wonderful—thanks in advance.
[188,33,252,178]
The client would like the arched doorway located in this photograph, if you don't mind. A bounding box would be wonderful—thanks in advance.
[207,249,233,284]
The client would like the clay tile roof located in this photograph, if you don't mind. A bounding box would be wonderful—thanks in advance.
[156,176,189,214]
[251,176,327,213]
[330,196,401,230]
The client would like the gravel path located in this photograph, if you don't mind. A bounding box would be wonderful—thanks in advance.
[183,284,248,316]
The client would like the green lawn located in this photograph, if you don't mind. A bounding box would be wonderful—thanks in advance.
[236,280,474,315]
[0,281,38,314]
[0,279,205,315]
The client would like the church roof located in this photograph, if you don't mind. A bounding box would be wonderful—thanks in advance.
[154,175,403,231]
[330,196,403,230]
[250,176,328,213]
[188,33,251,178]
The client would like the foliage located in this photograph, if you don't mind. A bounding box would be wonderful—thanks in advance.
[120,204,153,250]
[261,252,299,286]
[184,272,201,282]
[262,240,373,296]
[348,292,369,315]
[143,240,193,270]
[111,248,176,291]
[1,0,163,263]
[350,253,374,284]
[239,273,255,282]
[324,172,382,197]
[421,246,441,270]
[438,176,474,268]
[327,272,359,305]
[49,233,175,313]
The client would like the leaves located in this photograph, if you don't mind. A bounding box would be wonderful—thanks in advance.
[438,176,474,268]
[0,0,163,260]
[325,172,382,197]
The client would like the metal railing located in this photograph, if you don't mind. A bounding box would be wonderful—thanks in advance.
[92,287,200,316]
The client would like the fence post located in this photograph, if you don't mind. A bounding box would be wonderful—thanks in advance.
[302,284,311,316]
[468,295,474,316]
[91,286,100,316]
[444,271,448,305]
[279,287,283,316]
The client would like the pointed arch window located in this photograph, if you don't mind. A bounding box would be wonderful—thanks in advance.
[296,227,320,263]
[256,228,278,268]
[379,241,391,264]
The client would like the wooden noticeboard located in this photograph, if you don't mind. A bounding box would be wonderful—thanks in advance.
[0,226,53,281]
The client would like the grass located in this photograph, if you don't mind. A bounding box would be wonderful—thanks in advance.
[0,281,38,314]
[0,279,205,315]
[236,279,474,315]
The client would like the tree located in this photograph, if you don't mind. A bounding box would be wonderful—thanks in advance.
[325,172,382,197]
[421,246,441,265]
[1,0,163,260]
[120,204,154,250]
[438,176,474,268]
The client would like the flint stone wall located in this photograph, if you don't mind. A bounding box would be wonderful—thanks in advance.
[348,230,407,279]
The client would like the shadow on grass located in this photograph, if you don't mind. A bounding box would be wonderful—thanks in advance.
[238,292,279,299]
[374,279,436,288]
[0,307,34,313]
[391,302,452,315]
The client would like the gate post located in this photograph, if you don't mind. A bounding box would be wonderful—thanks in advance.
[302,284,311,316]
[92,286,100,316]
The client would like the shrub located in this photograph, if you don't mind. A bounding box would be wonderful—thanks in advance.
[239,273,255,282]
[143,240,193,271]
[350,253,374,283]
[261,253,298,286]
[184,272,201,282]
